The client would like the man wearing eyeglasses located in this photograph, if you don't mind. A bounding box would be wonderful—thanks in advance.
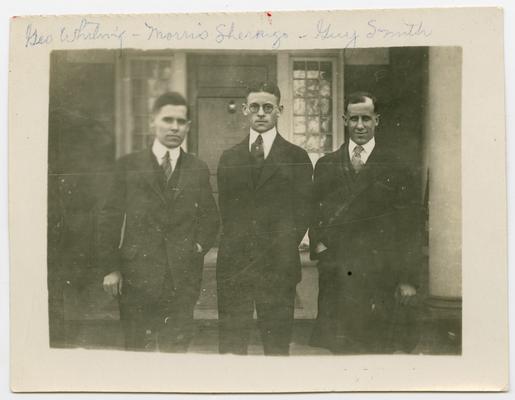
[97,92,220,352]
[216,82,313,355]
[309,91,421,354]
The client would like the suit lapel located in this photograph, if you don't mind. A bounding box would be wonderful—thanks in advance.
[139,149,167,204]
[255,133,285,190]
[340,144,356,187]
[234,136,254,191]
[172,149,191,200]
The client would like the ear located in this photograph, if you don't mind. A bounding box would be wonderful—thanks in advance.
[343,114,349,127]
[277,105,284,114]
[374,113,380,126]
[242,103,249,116]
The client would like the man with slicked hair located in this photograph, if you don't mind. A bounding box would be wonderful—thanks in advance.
[216,82,313,355]
[309,91,421,354]
[97,92,219,352]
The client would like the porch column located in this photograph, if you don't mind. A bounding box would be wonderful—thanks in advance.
[419,47,462,353]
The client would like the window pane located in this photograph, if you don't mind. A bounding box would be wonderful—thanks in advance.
[306,98,319,115]
[293,116,306,134]
[291,59,334,155]
[320,62,332,80]
[320,116,332,132]
[305,79,319,96]
[306,61,319,78]
[293,80,306,97]
[307,116,320,134]
[129,57,174,151]
[293,98,306,115]
[320,79,331,97]
[320,98,331,115]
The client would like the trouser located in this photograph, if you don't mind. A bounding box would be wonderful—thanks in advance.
[217,280,296,355]
[119,271,197,352]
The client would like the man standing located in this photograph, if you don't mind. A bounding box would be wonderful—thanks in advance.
[98,92,219,352]
[216,82,313,355]
[309,92,421,354]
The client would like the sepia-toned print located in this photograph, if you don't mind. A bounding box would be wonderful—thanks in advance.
[47,46,461,356]
[9,8,508,392]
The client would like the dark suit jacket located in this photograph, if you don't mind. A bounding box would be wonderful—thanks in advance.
[309,141,422,290]
[97,148,220,306]
[216,133,313,288]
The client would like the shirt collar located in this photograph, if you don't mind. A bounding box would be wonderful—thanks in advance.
[249,126,277,147]
[152,139,181,162]
[349,137,375,155]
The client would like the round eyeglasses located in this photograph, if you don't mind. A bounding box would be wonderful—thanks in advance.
[247,103,277,114]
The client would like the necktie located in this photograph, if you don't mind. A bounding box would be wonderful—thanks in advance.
[161,151,173,182]
[250,135,265,183]
[351,145,365,173]
[251,135,265,163]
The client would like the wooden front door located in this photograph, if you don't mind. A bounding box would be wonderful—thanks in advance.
[187,54,277,197]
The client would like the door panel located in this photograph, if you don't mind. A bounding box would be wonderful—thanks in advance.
[197,96,248,195]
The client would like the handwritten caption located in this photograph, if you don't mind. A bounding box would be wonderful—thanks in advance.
[24,18,432,49]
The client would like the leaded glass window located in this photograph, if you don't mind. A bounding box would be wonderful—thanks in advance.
[292,60,334,156]
[128,58,174,151]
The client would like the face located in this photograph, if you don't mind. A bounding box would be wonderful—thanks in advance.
[151,104,190,149]
[344,97,379,145]
[243,92,282,133]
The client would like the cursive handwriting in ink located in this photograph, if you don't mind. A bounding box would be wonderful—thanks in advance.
[144,22,209,41]
[314,19,359,48]
[367,19,432,39]
[215,22,288,49]
[25,24,53,47]
[59,19,127,48]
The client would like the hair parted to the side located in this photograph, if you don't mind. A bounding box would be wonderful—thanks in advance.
[344,91,379,114]
[152,92,189,118]
[246,81,281,104]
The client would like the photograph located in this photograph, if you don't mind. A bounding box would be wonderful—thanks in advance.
[47,46,462,356]
[8,7,507,392]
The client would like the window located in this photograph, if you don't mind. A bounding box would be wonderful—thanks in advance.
[127,57,174,151]
[291,59,336,157]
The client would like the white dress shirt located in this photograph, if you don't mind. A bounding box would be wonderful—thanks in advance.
[249,127,277,159]
[348,137,376,164]
[152,140,181,171]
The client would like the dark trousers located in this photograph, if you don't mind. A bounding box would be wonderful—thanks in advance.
[217,280,296,355]
[119,271,196,352]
